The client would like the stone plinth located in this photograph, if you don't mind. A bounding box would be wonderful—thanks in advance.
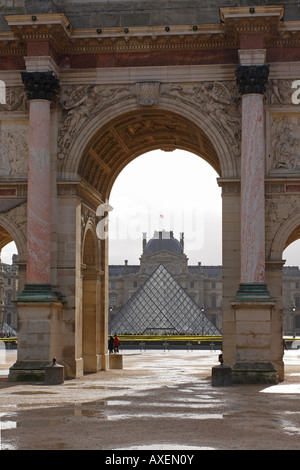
[109,354,123,369]
[231,299,278,384]
[8,300,64,382]
[44,358,64,385]
[211,365,232,386]
[232,362,278,384]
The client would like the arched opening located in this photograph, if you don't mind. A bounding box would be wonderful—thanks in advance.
[77,108,223,202]
[0,235,19,335]
[82,229,99,373]
[74,105,230,371]
[283,237,300,337]
[107,148,222,337]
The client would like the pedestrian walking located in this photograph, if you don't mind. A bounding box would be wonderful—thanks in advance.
[114,334,120,353]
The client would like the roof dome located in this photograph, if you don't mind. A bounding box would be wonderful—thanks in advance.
[143,231,184,255]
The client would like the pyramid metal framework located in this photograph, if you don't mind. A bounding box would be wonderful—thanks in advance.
[110,264,221,335]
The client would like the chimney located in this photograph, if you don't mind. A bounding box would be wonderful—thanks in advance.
[143,232,147,251]
[180,232,184,250]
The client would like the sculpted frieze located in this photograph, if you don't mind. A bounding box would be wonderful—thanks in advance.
[58,84,131,159]
[161,81,241,155]
[269,115,300,172]
[0,122,28,176]
[57,80,241,160]
[0,87,28,113]
[265,79,293,105]
[266,194,299,236]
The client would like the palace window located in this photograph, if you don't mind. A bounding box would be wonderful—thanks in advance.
[211,294,217,308]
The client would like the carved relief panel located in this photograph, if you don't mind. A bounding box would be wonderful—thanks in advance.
[265,79,300,175]
[0,120,28,177]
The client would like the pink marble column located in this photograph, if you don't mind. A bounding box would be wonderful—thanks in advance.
[21,71,59,292]
[236,65,270,298]
[27,99,51,284]
[240,93,265,284]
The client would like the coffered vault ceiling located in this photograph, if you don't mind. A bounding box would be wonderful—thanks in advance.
[79,109,219,197]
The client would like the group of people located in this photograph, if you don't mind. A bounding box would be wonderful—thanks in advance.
[108,334,120,354]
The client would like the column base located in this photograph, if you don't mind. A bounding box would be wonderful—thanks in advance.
[8,361,49,382]
[109,353,123,369]
[236,283,270,301]
[232,362,278,384]
[18,283,64,302]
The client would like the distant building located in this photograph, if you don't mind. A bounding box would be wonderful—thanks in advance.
[282,266,300,336]
[0,254,18,332]
[109,231,300,336]
[109,231,223,333]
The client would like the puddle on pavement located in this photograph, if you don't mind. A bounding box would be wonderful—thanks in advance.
[117,444,215,450]
[106,412,223,421]
[11,391,58,395]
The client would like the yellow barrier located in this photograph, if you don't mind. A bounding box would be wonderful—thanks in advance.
[0,337,17,343]
[109,335,223,342]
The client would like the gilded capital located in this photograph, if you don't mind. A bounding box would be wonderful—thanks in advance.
[236,65,269,95]
[21,71,60,101]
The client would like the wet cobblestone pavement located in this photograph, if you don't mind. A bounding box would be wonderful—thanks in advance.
[1,349,300,450]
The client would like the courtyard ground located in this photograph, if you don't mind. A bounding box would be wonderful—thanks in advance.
[0,347,300,452]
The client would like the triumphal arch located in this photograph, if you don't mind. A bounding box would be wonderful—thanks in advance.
[0,1,300,383]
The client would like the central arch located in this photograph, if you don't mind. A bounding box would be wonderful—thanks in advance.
[78,108,222,199]
[56,101,237,378]
[61,96,237,195]
[74,104,231,370]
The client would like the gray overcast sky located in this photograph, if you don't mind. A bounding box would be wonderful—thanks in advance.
[1,149,300,267]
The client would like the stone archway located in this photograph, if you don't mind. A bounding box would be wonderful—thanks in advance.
[82,227,99,373]
[46,99,233,378]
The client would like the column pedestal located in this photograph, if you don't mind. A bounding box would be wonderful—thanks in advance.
[9,300,64,382]
[231,300,278,384]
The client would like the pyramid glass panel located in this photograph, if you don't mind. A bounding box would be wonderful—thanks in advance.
[110,264,221,335]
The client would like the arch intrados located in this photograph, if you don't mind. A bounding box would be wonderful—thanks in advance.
[269,211,300,261]
[0,215,26,262]
[284,225,300,251]
[78,107,229,199]
[64,97,236,197]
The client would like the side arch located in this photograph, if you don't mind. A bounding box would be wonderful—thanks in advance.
[269,210,300,261]
[0,212,27,262]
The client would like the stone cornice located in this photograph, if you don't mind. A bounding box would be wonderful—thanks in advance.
[2,8,300,57]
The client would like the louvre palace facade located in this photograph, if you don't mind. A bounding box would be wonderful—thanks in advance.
[109,231,300,337]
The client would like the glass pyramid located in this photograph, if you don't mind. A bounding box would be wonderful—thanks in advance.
[110,264,221,335]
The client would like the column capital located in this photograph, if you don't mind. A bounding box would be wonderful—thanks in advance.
[236,65,269,95]
[21,70,59,101]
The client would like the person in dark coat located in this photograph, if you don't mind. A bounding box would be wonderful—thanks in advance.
[108,336,114,354]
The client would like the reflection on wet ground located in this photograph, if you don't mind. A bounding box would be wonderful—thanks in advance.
[0,350,300,450]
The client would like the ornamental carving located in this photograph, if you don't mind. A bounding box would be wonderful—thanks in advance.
[162,81,241,154]
[265,79,293,105]
[21,71,60,101]
[265,195,300,252]
[236,65,270,95]
[270,116,300,171]
[0,87,28,112]
[136,82,160,106]
[0,123,28,176]
[57,80,241,162]
[58,84,131,159]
